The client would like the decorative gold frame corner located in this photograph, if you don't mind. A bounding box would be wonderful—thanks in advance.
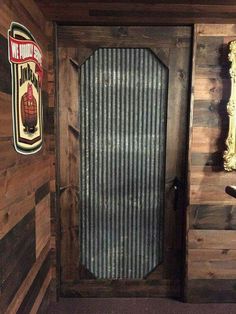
[224,41,236,171]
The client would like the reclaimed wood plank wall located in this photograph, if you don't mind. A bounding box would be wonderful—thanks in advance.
[0,0,55,312]
[35,1,236,25]
[186,24,236,302]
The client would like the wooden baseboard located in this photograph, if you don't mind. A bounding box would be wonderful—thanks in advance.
[61,279,180,298]
[185,279,236,303]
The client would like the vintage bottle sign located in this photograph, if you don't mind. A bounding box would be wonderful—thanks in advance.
[8,22,43,154]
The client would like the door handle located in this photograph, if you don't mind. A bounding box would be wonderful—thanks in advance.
[172,177,182,211]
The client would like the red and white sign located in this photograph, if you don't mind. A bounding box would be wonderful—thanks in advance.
[9,36,43,85]
[8,22,44,155]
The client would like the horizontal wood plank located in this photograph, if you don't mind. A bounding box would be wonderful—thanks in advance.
[0,156,51,210]
[193,100,228,129]
[190,166,236,186]
[0,0,54,312]
[17,251,51,314]
[195,65,229,79]
[189,204,236,230]
[191,127,224,153]
[191,152,223,167]
[36,194,51,258]
[58,26,191,48]
[35,181,50,205]
[190,184,235,204]
[0,1,49,58]
[194,77,229,101]
[61,279,180,298]
[188,249,236,279]
[37,278,55,314]
[186,22,236,301]
[186,279,236,303]
[0,209,36,313]
[0,139,46,175]
[5,240,51,314]
[196,36,226,67]
[197,24,236,37]
[0,194,35,239]
[29,269,52,314]
[35,3,236,25]
[188,230,236,249]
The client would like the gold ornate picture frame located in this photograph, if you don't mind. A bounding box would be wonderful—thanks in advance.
[224,41,236,171]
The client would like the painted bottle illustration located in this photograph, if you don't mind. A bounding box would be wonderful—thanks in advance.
[21,83,37,133]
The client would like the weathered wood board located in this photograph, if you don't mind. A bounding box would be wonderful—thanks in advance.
[0,0,55,312]
[186,24,236,302]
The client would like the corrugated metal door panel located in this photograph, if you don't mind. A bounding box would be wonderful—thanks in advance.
[79,48,168,279]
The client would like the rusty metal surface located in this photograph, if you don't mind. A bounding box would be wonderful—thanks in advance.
[79,48,168,279]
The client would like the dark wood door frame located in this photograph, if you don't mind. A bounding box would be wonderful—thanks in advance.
[56,25,192,298]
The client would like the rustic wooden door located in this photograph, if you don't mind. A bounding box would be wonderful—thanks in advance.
[57,26,192,298]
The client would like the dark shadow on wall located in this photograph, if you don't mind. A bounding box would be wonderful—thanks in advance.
[215,42,231,170]
[205,42,230,172]
[195,41,232,205]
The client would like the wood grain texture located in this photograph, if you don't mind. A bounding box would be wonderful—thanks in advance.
[188,23,236,217]
[5,240,51,314]
[36,194,51,258]
[0,209,36,313]
[197,24,236,37]
[195,36,226,67]
[29,269,52,314]
[37,279,56,314]
[0,193,35,239]
[191,127,223,153]
[189,205,236,230]
[188,249,236,279]
[188,230,236,249]
[190,185,236,205]
[50,191,56,238]
[61,279,180,298]
[188,24,236,224]
[193,100,228,129]
[0,138,47,176]
[16,251,51,314]
[0,0,54,312]
[190,166,236,186]
[36,2,236,25]
[58,26,191,48]
[194,77,229,101]
[191,152,223,167]
[0,156,51,210]
[35,181,50,205]
[187,26,236,276]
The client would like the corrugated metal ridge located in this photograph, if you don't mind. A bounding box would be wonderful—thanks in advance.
[79,48,168,279]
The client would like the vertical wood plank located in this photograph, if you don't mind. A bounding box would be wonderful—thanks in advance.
[58,47,80,281]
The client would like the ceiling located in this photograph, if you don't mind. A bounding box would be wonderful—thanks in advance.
[36,0,236,25]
